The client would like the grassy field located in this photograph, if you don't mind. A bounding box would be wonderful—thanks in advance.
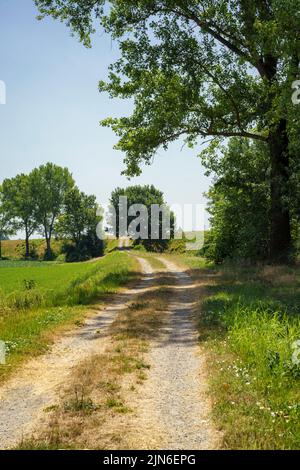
[177,254,300,449]
[0,260,98,295]
[0,252,138,380]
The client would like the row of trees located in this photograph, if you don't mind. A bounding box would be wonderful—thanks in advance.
[0,163,102,261]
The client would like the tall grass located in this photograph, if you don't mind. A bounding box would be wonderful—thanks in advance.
[195,262,300,449]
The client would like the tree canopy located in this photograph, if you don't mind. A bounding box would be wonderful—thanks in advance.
[110,184,174,251]
[0,186,19,259]
[2,174,38,258]
[34,0,300,260]
[57,187,103,261]
[30,163,75,259]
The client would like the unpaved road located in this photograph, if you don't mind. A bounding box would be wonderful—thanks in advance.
[125,257,217,450]
[0,254,217,450]
[0,257,154,449]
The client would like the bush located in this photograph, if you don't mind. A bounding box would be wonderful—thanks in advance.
[202,139,271,263]
[16,241,39,260]
[63,237,104,263]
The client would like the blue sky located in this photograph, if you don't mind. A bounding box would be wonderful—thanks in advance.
[0,0,212,228]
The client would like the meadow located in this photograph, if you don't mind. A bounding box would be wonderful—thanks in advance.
[178,255,300,449]
[0,251,138,379]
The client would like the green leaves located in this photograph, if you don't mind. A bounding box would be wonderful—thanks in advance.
[34,1,300,258]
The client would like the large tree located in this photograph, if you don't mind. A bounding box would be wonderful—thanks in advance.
[35,0,300,260]
[56,187,103,261]
[110,184,174,251]
[2,174,38,259]
[30,163,74,259]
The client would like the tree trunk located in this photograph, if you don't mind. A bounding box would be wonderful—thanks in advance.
[25,228,30,259]
[268,119,292,261]
[45,236,51,260]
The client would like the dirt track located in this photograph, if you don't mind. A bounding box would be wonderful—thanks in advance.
[124,257,217,449]
[0,254,217,449]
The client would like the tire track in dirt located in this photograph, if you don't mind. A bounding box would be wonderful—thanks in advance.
[125,257,218,450]
[0,257,154,450]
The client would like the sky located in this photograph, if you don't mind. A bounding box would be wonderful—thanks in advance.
[0,0,212,231]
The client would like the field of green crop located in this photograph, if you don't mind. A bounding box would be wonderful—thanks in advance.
[0,259,106,295]
[0,252,138,379]
[1,239,64,260]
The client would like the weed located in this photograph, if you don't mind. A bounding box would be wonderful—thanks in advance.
[64,388,99,415]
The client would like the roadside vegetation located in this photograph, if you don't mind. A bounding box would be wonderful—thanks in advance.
[0,252,138,381]
[176,253,300,449]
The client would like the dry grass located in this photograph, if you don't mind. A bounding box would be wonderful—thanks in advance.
[258,265,299,287]
[1,239,64,260]
[180,256,300,450]
[17,273,172,450]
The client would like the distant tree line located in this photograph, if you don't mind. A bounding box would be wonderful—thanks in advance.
[0,163,103,261]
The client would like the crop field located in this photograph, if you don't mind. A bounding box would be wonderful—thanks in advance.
[1,239,63,260]
[0,252,138,377]
[0,259,106,295]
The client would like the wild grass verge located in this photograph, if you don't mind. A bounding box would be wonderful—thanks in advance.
[190,261,300,449]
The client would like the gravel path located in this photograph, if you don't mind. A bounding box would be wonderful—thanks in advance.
[0,257,154,449]
[126,257,218,450]
[0,254,217,450]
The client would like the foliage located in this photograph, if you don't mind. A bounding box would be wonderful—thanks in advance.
[35,0,300,259]
[56,187,103,261]
[30,163,75,259]
[0,185,18,259]
[1,165,102,262]
[109,185,175,251]
[203,139,271,262]
[1,174,39,258]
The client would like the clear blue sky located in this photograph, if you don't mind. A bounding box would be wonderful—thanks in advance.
[0,0,212,227]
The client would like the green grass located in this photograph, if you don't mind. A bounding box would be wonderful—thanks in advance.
[180,255,300,449]
[0,252,138,379]
[0,260,60,269]
[104,238,120,254]
[164,252,211,270]
[0,254,134,307]
[0,258,109,295]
